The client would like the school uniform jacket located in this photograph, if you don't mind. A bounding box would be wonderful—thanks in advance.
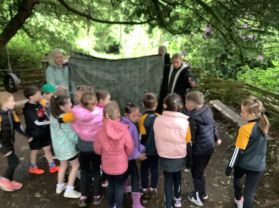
[0,109,26,154]
[226,119,267,175]
[139,111,160,155]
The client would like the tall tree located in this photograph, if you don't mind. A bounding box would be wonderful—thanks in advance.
[0,0,278,52]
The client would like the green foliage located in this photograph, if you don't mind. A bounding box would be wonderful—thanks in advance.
[237,61,279,94]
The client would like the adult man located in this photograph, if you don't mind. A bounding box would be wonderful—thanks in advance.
[157,53,196,113]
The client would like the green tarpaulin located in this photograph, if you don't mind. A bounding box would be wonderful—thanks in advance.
[68,52,164,109]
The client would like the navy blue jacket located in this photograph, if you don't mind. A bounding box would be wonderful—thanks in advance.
[185,106,219,155]
[0,110,26,154]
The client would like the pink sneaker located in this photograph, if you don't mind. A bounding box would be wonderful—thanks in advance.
[10,181,23,190]
[0,177,14,192]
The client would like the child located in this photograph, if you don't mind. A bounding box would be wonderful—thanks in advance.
[71,91,103,206]
[225,98,270,208]
[94,101,134,208]
[50,94,81,198]
[96,89,111,109]
[40,83,56,117]
[0,92,26,191]
[74,85,94,105]
[96,89,111,187]
[121,102,146,208]
[138,92,160,201]
[185,91,221,206]
[23,85,59,175]
[153,93,189,208]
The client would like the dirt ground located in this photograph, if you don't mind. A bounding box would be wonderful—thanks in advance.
[0,93,278,208]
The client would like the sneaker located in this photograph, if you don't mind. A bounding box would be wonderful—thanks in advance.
[93,194,104,205]
[141,189,150,204]
[184,168,190,172]
[0,177,14,192]
[101,179,109,188]
[10,181,23,190]
[150,188,158,198]
[174,197,182,208]
[56,183,66,194]
[234,197,244,208]
[49,166,59,173]
[188,192,204,206]
[29,167,45,175]
[202,192,208,200]
[78,197,88,207]
[64,190,81,198]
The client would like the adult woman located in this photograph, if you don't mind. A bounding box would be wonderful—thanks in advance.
[45,49,69,90]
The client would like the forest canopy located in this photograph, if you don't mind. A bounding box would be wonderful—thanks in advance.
[0,0,278,92]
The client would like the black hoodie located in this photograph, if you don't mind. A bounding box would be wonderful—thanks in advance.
[185,106,219,155]
[23,102,50,140]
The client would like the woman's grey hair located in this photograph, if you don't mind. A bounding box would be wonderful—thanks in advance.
[158,45,167,56]
[48,48,64,65]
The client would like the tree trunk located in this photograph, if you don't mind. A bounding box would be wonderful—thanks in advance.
[0,0,39,50]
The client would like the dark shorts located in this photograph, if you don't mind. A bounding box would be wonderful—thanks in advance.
[68,154,78,162]
[29,136,51,150]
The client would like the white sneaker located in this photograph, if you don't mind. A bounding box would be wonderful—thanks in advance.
[174,197,182,207]
[188,192,204,206]
[56,183,66,194]
[234,197,244,208]
[184,168,190,172]
[64,190,81,198]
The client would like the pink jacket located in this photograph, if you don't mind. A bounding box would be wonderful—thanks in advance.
[153,111,189,159]
[94,119,134,175]
[71,105,103,142]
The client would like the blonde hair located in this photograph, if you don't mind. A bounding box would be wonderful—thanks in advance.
[80,92,97,110]
[242,98,270,136]
[0,91,13,108]
[48,48,64,65]
[76,85,95,94]
[104,101,120,120]
[158,45,167,55]
[185,91,204,107]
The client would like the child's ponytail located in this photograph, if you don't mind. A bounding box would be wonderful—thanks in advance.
[242,98,270,136]
[259,113,270,136]
[50,94,70,118]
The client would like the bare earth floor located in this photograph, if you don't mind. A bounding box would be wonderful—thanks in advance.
[0,107,278,208]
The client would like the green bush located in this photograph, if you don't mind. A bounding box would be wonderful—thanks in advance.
[237,61,279,94]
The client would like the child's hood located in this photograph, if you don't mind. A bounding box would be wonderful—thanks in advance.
[121,116,134,127]
[186,106,213,125]
[103,119,129,140]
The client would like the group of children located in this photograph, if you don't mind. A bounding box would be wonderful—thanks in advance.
[0,83,270,208]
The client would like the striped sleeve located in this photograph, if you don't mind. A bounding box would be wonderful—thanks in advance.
[227,123,255,168]
[185,127,191,144]
[58,112,75,123]
[235,122,254,150]
[139,114,148,135]
[12,111,20,123]
[39,99,47,108]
